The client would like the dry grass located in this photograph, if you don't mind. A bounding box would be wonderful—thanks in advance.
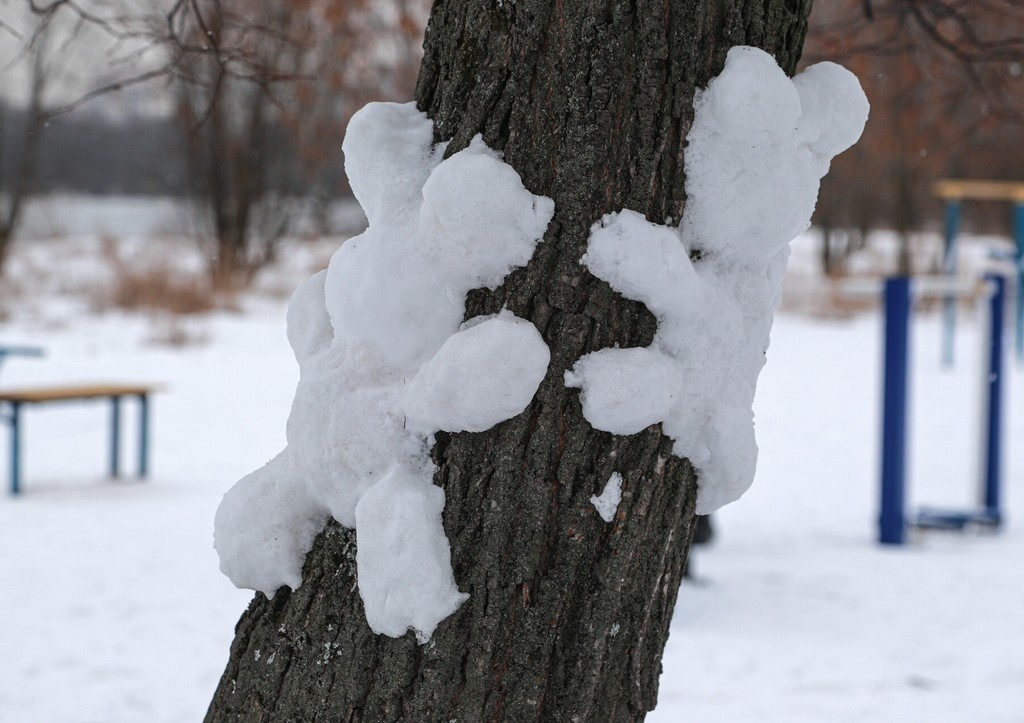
[146,315,211,347]
[95,235,231,316]
[106,266,220,315]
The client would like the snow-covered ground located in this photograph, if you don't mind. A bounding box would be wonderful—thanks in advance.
[653,311,1024,722]
[0,205,1021,721]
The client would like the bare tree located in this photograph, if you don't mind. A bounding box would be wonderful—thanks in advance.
[170,1,294,288]
[166,0,429,288]
[288,0,428,223]
[0,4,53,272]
[0,0,171,273]
[0,0,426,282]
[807,0,1024,274]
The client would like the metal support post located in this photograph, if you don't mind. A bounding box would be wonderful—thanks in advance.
[1013,202,1024,364]
[138,393,149,478]
[110,395,121,478]
[8,402,21,496]
[982,275,1005,522]
[942,200,961,367]
[880,277,912,545]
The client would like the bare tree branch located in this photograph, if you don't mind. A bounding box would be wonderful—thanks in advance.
[41,64,175,119]
[0,16,24,39]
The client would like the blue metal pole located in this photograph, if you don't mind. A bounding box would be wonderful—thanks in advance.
[880,277,912,545]
[9,402,21,496]
[138,393,149,478]
[110,396,121,478]
[1013,202,1024,364]
[942,201,962,367]
[983,275,1005,523]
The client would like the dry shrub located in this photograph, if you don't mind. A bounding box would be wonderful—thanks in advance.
[108,266,218,315]
[147,315,211,347]
[97,235,229,315]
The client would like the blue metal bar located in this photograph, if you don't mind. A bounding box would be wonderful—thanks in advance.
[0,346,44,357]
[914,507,999,530]
[1013,202,1024,364]
[0,346,43,386]
[110,396,121,478]
[942,201,962,367]
[982,275,1005,523]
[138,393,149,478]
[8,402,21,496]
[880,277,912,545]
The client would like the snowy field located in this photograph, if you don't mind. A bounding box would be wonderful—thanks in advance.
[1,202,1022,722]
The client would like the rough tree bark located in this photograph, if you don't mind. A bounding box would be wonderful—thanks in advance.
[207,1,812,720]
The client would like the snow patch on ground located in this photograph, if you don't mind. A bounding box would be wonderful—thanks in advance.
[0,243,1020,721]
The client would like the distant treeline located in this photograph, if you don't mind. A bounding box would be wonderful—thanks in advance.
[3,94,1021,242]
[805,0,1024,242]
[0,104,346,198]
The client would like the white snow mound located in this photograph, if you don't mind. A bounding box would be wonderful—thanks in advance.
[355,464,470,643]
[406,311,551,435]
[214,101,554,643]
[567,47,868,513]
[590,472,624,523]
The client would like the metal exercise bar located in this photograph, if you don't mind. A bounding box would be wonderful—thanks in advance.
[879,277,911,545]
[138,393,149,477]
[110,395,122,478]
[1014,202,1024,364]
[5,402,22,496]
[0,346,44,386]
[931,179,1024,367]
[836,276,982,301]
[0,346,44,360]
[983,275,1005,520]
[880,275,1009,542]
[942,200,962,368]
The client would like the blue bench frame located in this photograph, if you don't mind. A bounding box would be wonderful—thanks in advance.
[0,346,155,495]
[1,387,153,496]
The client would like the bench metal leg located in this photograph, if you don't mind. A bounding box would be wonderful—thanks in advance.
[110,396,121,478]
[138,393,149,478]
[8,402,21,496]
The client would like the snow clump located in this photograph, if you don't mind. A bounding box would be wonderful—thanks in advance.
[566,47,868,513]
[591,472,624,523]
[214,101,554,643]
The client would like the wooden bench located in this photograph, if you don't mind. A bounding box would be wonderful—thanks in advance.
[1,383,160,496]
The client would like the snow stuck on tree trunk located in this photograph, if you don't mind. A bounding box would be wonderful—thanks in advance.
[567,47,868,513]
[214,101,553,643]
[214,48,867,643]
[591,472,624,523]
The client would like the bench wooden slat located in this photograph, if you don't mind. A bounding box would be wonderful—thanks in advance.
[933,179,1024,202]
[0,384,161,403]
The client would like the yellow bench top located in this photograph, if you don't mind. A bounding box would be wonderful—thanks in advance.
[933,179,1024,202]
[0,384,162,403]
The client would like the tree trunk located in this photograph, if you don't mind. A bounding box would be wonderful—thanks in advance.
[0,44,47,277]
[206,1,812,720]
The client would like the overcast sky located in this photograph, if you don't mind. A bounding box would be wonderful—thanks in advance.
[0,0,172,118]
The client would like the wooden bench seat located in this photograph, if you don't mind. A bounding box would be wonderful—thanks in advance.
[0,383,158,403]
[1,383,161,495]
